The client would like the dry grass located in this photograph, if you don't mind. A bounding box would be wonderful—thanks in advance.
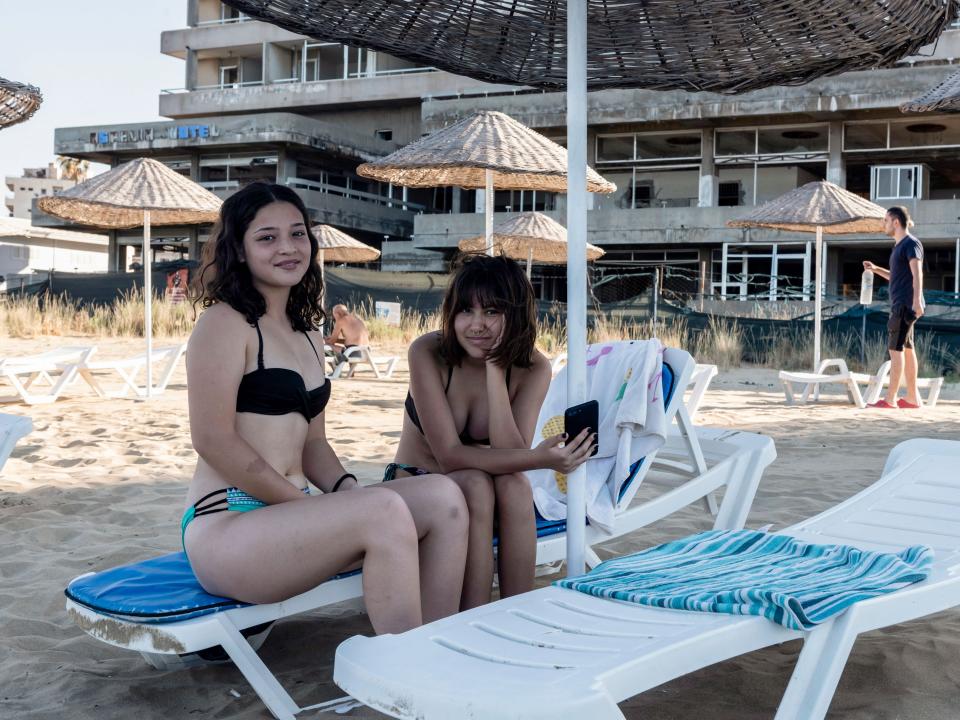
[3,293,957,379]
[0,291,193,338]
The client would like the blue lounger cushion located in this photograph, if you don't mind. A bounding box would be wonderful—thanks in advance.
[65,552,359,624]
[518,360,677,543]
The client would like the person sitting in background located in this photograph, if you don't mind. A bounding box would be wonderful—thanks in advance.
[325,303,370,362]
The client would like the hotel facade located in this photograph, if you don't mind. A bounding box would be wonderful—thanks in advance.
[50,1,960,304]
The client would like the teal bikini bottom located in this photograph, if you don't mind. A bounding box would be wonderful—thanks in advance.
[180,486,310,549]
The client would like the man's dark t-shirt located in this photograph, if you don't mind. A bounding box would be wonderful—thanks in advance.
[888,234,923,309]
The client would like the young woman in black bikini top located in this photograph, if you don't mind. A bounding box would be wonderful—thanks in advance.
[391,254,595,610]
[182,182,468,633]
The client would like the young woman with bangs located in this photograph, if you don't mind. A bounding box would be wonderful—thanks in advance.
[183,182,468,634]
[389,254,595,609]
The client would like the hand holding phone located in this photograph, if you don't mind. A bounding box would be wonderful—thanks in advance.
[564,400,599,457]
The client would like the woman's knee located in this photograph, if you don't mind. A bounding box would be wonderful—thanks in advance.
[423,474,468,524]
[362,487,418,543]
[494,473,533,508]
[453,469,495,519]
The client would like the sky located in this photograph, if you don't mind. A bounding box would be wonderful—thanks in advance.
[1,1,185,214]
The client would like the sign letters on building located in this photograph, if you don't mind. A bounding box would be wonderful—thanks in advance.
[90,124,218,145]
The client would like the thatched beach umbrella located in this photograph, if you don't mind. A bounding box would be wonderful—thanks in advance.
[313,224,381,266]
[227,0,955,575]
[38,158,221,398]
[458,211,603,277]
[728,181,886,371]
[901,68,960,114]
[0,77,42,130]
[357,111,615,253]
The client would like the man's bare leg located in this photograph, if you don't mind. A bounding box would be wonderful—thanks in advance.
[903,347,920,406]
[885,349,904,404]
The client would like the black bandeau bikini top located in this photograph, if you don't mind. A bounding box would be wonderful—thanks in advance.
[404,364,512,445]
[236,320,331,422]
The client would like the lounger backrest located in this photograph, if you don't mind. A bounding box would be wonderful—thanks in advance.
[615,347,696,512]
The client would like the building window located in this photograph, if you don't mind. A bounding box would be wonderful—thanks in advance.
[11,246,29,260]
[718,181,742,207]
[219,65,239,88]
[870,165,925,201]
[375,129,393,141]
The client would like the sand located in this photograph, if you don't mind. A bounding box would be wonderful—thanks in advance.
[0,335,958,719]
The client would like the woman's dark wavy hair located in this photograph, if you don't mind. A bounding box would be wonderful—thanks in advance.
[440,253,537,369]
[192,182,324,332]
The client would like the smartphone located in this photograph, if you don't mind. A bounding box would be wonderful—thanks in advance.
[564,400,599,457]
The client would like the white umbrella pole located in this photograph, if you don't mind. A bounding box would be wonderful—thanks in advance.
[484,168,494,255]
[526,246,533,279]
[565,0,588,577]
[813,225,823,372]
[144,210,153,399]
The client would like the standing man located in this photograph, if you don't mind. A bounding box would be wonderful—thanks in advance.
[863,206,925,409]
[325,303,370,362]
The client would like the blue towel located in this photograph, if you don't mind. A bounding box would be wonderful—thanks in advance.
[555,529,933,630]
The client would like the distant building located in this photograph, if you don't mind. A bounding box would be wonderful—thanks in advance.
[0,217,108,291]
[5,164,75,220]
[49,2,960,302]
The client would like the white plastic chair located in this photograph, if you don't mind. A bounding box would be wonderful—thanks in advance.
[851,360,945,407]
[329,345,399,380]
[334,438,960,720]
[0,346,97,405]
[778,358,865,408]
[76,344,186,399]
[0,412,32,473]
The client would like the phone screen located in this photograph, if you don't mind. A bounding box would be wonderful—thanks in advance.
[564,400,599,457]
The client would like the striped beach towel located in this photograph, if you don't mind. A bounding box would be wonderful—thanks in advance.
[555,529,933,630]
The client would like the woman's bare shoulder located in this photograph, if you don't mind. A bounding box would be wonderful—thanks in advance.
[408,331,442,358]
[191,303,249,346]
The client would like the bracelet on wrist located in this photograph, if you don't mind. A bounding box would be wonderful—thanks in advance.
[332,473,357,492]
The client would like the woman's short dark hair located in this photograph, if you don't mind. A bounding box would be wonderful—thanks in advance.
[193,182,324,332]
[440,254,537,369]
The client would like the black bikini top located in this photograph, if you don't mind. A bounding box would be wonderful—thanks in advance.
[405,364,511,446]
[236,320,331,422]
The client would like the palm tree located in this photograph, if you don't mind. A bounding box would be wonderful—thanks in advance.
[56,156,89,182]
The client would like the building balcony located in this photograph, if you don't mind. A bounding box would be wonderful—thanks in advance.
[422,63,960,133]
[412,198,960,251]
[288,179,419,239]
[159,70,513,119]
[161,20,302,58]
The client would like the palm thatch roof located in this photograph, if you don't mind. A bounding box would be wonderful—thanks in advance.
[901,68,960,114]
[458,212,603,264]
[312,225,381,263]
[37,158,221,229]
[358,111,615,193]
[727,181,886,234]
[223,1,954,93]
[0,77,42,130]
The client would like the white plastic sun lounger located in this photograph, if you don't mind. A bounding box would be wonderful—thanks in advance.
[850,360,945,408]
[76,343,186,399]
[329,345,399,380]
[335,438,960,720]
[0,346,98,405]
[778,358,865,408]
[62,347,772,720]
[685,363,718,420]
[0,412,32,473]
